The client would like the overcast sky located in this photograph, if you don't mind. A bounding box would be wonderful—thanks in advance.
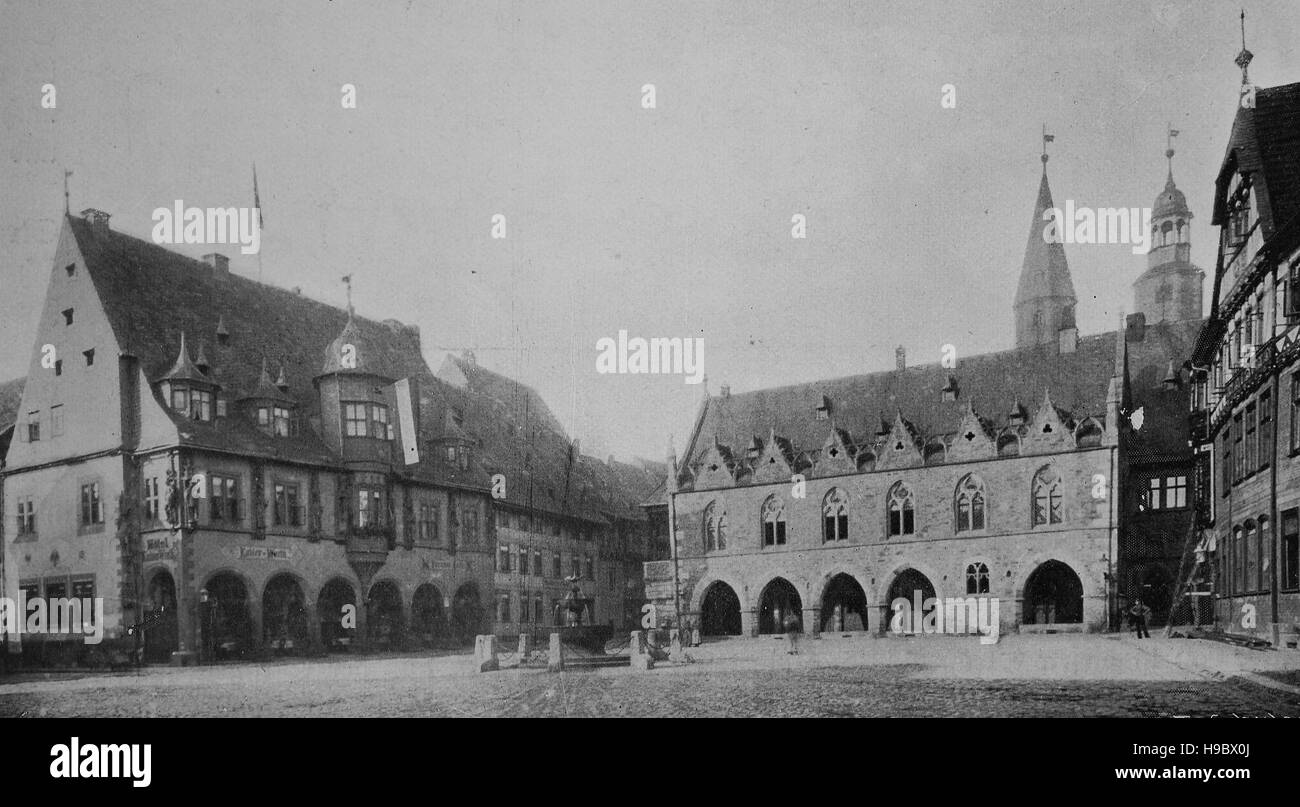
[1,0,1297,462]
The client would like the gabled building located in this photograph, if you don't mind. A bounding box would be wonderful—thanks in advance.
[1189,63,1300,646]
[646,157,1204,638]
[1,208,657,666]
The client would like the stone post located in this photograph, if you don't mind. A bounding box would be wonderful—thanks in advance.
[517,632,530,659]
[629,630,653,670]
[474,634,498,672]
[547,632,564,672]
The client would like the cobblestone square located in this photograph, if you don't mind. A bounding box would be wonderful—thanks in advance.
[3,634,1298,717]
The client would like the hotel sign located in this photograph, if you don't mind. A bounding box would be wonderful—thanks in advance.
[224,546,292,561]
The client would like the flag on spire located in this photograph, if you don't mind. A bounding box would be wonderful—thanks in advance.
[252,163,263,228]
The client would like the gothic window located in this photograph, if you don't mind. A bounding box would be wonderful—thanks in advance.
[965,562,990,595]
[716,510,727,550]
[887,482,914,537]
[955,474,986,532]
[1032,466,1063,526]
[761,495,786,547]
[703,501,719,551]
[822,488,849,542]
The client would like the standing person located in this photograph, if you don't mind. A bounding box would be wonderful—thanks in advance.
[783,610,801,655]
[1129,597,1152,639]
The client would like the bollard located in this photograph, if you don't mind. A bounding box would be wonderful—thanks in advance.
[548,632,564,673]
[475,635,499,673]
[629,630,654,671]
[669,628,687,662]
[517,633,530,659]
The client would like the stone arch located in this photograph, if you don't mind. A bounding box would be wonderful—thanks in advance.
[877,560,945,606]
[697,580,743,636]
[856,450,877,472]
[817,572,870,632]
[202,569,254,660]
[756,575,803,634]
[411,583,446,645]
[318,576,357,651]
[366,578,406,648]
[262,572,311,653]
[1019,558,1086,625]
[142,568,178,664]
[688,572,748,614]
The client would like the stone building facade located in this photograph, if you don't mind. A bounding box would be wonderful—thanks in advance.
[0,209,657,666]
[647,158,1204,638]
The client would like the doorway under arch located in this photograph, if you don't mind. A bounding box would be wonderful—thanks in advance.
[1023,560,1084,625]
[821,573,869,632]
[699,581,742,636]
[885,568,936,634]
[412,584,447,646]
[317,578,356,652]
[367,580,405,648]
[757,577,802,634]
[143,570,178,664]
[205,572,252,660]
[263,574,310,653]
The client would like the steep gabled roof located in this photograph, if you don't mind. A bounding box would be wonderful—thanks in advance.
[0,376,26,431]
[683,320,1201,475]
[1214,82,1300,236]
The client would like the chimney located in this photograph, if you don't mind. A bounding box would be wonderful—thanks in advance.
[895,345,906,371]
[79,208,111,237]
[1058,326,1078,355]
[203,253,230,279]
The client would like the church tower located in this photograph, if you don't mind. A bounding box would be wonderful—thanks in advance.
[1132,131,1203,322]
[1014,144,1077,348]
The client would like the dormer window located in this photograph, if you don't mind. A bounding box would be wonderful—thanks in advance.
[273,406,291,437]
[458,447,469,471]
[170,385,212,422]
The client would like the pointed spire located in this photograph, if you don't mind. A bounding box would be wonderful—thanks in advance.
[1014,148,1076,348]
[1235,9,1253,85]
[159,332,206,383]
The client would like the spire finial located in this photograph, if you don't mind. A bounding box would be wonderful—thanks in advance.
[1235,9,1253,85]
[341,274,354,317]
[1041,125,1054,168]
[63,169,72,214]
[1165,123,1179,182]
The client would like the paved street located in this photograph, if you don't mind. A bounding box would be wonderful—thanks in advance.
[2,634,1298,717]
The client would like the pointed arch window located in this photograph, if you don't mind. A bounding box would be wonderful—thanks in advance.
[955,474,986,532]
[822,488,849,542]
[761,495,786,547]
[887,482,914,537]
[702,501,727,551]
[965,562,990,595]
[1032,466,1063,526]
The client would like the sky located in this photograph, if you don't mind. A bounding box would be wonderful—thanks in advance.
[1,0,1297,462]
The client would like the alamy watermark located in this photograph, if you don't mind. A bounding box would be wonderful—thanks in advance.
[1042,202,1152,255]
[889,590,1000,644]
[0,595,105,644]
[596,330,704,384]
[151,201,261,255]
